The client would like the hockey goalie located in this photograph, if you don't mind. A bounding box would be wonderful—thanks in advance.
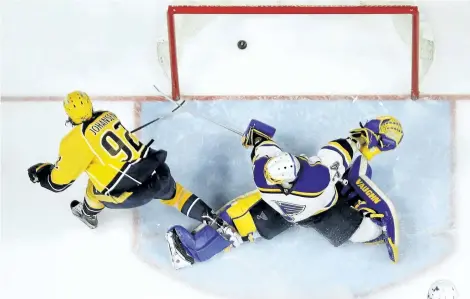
[165,116,404,269]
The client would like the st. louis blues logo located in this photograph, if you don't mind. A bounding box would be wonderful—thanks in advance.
[274,201,306,222]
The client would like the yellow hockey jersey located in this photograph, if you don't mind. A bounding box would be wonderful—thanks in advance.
[48,111,161,196]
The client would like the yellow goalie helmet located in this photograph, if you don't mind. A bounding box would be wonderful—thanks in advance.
[64,91,93,125]
[378,116,404,146]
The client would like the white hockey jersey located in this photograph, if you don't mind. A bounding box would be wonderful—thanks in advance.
[251,139,356,222]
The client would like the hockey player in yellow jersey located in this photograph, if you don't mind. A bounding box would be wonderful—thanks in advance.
[27,91,243,245]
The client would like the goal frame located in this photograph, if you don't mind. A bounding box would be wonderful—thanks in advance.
[166,5,420,100]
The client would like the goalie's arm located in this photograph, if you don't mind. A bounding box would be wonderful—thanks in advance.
[251,140,283,163]
[314,137,359,182]
[314,116,404,181]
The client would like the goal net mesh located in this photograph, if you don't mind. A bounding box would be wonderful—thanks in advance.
[157,0,434,99]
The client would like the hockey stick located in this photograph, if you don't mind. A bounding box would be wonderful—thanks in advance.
[130,100,186,133]
[152,85,243,136]
[112,85,242,188]
[104,99,188,186]
[100,98,187,187]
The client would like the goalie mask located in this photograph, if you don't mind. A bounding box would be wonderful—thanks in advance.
[264,152,300,185]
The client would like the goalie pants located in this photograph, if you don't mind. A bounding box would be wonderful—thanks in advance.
[252,192,364,247]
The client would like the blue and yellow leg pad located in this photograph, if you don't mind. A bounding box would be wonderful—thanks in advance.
[349,156,400,263]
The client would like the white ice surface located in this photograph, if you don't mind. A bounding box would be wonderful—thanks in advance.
[1,0,470,95]
[1,0,470,298]
[134,99,458,299]
[1,100,468,299]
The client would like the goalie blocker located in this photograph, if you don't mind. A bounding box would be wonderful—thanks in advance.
[241,119,276,148]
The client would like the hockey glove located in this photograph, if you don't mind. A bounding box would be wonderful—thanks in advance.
[350,116,403,160]
[241,119,276,148]
[28,163,53,184]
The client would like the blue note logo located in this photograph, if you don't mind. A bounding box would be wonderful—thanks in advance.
[274,201,306,220]
[256,211,268,221]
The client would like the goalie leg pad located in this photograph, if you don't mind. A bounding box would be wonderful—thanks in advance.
[222,190,290,242]
[348,156,399,263]
[335,165,372,207]
[171,225,232,263]
[226,190,262,241]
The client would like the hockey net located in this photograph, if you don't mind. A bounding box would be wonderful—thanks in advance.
[157,0,435,100]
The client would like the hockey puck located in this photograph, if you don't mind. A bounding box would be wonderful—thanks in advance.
[237,40,247,50]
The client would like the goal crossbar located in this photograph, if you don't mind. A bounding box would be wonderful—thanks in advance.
[166,5,420,99]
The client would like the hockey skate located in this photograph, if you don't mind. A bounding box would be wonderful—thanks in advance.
[165,228,195,270]
[70,200,98,229]
[165,215,243,270]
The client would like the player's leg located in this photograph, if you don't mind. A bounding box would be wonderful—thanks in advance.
[299,198,367,247]
[95,162,213,220]
[153,163,243,248]
[216,190,292,242]
[70,180,107,229]
[302,155,399,262]
[145,162,215,222]
[166,190,292,269]
[71,178,138,228]
[71,163,226,230]
[165,190,262,269]
[347,155,399,262]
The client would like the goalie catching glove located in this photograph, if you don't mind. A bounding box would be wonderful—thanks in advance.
[350,116,404,160]
[241,119,276,148]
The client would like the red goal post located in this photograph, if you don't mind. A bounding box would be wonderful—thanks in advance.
[165,5,420,100]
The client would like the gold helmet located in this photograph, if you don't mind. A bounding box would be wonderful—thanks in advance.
[64,91,93,125]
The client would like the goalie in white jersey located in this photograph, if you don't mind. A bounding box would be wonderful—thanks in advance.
[165,117,403,269]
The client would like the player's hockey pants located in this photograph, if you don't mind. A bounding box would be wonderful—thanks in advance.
[85,163,212,222]
[100,163,176,209]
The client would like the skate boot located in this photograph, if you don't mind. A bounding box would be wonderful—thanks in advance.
[165,223,236,270]
[70,200,98,229]
[165,228,195,270]
[165,210,244,270]
[355,199,398,262]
